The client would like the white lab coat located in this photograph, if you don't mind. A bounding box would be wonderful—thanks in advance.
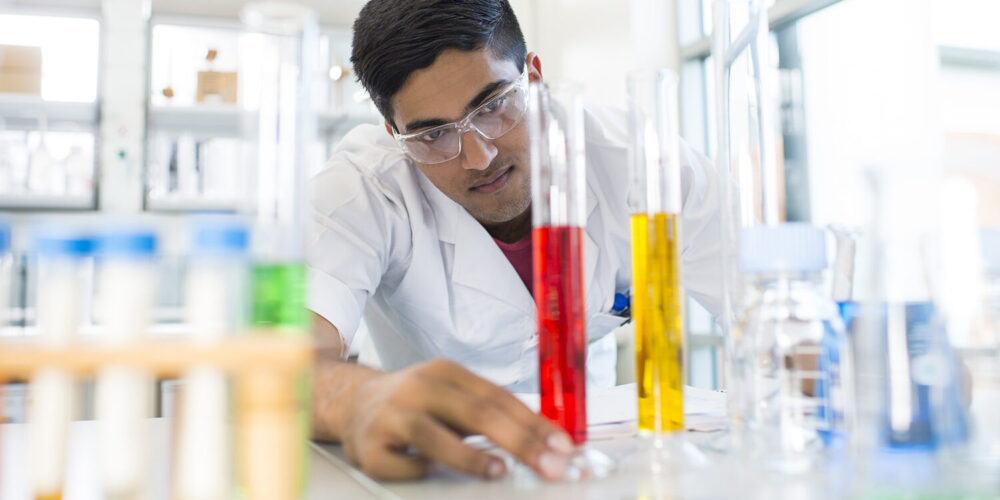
[307,104,724,393]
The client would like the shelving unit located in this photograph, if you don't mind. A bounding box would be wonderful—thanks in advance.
[0,95,98,131]
[147,105,376,138]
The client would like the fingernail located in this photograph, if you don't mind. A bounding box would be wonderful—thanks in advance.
[547,433,573,454]
[486,459,506,479]
[538,452,567,479]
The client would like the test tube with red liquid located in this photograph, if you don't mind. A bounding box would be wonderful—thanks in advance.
[528,81,588,445]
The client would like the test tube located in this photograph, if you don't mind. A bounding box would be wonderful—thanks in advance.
[94,228,158,500]
[528,81,588,445]
[176,218,248,500]
[29,226,93,500]
[626,69,685,434]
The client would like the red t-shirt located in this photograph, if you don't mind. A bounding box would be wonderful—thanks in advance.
[494,234,533,295]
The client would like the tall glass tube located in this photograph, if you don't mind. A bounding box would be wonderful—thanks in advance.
[240,2,317,334]
[627,69,685,434]
[239,4,316,498]
[529,81,588,445]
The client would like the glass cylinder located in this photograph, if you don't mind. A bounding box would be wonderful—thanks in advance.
[529,81,588,445]
[626,68,685,434]
[240,1,318,334]
[239,4,317,498]
[29,226,93,500]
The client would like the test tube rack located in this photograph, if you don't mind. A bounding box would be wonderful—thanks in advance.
[0,333,314,500]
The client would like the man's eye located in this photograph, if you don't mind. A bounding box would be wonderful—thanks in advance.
[481,95,507,115]
[419,129,447,142]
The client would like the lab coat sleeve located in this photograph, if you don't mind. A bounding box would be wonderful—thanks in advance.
[306,161,411,349]
[678,139,726,317]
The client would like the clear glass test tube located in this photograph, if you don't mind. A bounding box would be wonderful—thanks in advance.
[529,81,589,445]
[626,69,685,435]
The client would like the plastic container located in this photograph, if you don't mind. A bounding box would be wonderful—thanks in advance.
[177,218,249,500]
[93,227,158,499]
[28,226,93,500]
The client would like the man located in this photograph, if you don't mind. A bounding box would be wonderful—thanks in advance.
[308,0,723,482]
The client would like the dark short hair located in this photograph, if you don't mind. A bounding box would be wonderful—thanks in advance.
[351,0,527,129]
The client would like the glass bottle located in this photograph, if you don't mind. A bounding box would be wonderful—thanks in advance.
[733,223,853,472]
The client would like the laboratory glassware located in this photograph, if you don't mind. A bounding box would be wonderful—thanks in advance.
[627,68,685,435]
[733,223,853,473]
[528,80,614,480]
[239,3,318,497]
[241,1,317,335]
[530,80,588,445]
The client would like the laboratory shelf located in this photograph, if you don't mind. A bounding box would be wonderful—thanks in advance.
[0,95,98,131]
[0,193,94,210]
[147,105,247,137]
[147,105,378,137]
[144,195,241,213]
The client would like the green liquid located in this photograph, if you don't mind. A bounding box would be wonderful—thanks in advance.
[248,261,311,494]
[251,262,307,332]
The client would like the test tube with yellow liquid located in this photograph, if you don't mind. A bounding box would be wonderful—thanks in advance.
[627,69,685,435]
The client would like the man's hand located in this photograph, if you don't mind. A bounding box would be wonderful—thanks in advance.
[310,314,574,481]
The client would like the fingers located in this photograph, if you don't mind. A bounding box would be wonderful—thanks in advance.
[398,411,507,480]
[419,361,574,480]
[353,443,431,481]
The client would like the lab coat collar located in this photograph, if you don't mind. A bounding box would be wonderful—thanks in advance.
[415,166,600,318]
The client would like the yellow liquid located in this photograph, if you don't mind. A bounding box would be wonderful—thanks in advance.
[631,213,684,432]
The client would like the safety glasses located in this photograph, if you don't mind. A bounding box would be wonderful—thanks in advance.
[394,70,529,165]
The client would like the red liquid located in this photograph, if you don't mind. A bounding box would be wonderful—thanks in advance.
[533,225,588,445]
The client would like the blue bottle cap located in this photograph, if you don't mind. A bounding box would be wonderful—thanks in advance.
[191,218,249,256]
[0,220,9,253]
[94,228,157,258]
[34,225,95,258]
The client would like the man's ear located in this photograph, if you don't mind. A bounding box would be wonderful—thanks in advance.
[383,120,394,138]
[526,52,543,83]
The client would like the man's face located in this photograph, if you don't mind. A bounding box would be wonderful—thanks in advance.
[388,49,534,225]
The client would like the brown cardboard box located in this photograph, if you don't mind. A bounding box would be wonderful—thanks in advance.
[196,71,238,104]
[0,44,42,95]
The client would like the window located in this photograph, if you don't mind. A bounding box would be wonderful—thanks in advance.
[0,12,100,208]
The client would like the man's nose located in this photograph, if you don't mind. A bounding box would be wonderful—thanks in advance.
[459,130,498,171]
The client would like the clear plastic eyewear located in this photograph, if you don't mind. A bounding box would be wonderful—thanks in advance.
[394,70,529,165]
